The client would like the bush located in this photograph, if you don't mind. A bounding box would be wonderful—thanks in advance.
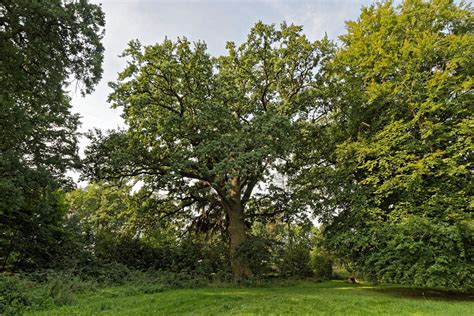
[0,271,102,314]
[45,273,97,305]
[79,262,133,284]
[279,243,313,277]
[0,274,54,315]
[311,254,333,280]
[0,274,32,315]
[332,264,352,280]
[236,237,275,277]
[0,268,215,314]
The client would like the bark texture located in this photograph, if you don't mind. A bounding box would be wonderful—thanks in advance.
[222,178,253,279]
[226,202,253,279]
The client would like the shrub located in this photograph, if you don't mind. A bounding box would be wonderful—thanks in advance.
[79,262,133,284]
[0,274,32,315]
[235,237,275,277]
[45,272,97,305]
[311,254,333,280]
[0,274,54,315]
[279,243,313,277]
[332,264,352,280]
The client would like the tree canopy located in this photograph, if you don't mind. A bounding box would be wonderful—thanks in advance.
[292,0,473,289]
[0,0,105,270]
[1,0,104,175]
[85,22,333,278]
[1,0,472,291]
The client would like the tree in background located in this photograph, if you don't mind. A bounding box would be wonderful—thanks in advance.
[84,22,334,278]
[293,0,473,289]
[65,182,232,275]
[0,0,105,270]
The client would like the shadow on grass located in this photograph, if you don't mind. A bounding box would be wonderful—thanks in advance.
[369,287,474,301]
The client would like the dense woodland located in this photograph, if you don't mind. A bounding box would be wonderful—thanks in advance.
[0,0,473,312]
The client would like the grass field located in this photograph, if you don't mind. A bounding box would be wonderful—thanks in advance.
[27,280,473,315]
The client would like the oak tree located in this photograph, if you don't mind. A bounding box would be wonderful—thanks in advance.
[85,22,332,278]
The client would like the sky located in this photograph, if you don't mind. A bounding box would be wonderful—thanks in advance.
[69,0,397,153]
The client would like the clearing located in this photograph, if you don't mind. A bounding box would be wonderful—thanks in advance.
[28,280,473,315]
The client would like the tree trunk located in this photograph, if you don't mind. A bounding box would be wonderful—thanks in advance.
[226,201,253,279]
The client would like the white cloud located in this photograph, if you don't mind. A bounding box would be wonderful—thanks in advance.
[261,0,370,41]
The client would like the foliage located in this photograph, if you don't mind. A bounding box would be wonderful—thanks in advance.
[235,237,275,277]
[0,0,105,271]
[277,226,313,278]
[64,183,231,274]
[311,254,333,280]
[293,0,474,290]
[0,268,213,314]
[1,0,104,175]
[84,22,333,277]
[309,227,333,280]
[237,219,316,278]
[0,274,33,315]
[0,272,94,315]
[0,163,68,270]
[65,181,322,279]
[1,0,471,296]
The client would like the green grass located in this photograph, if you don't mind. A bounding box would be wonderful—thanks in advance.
[27,280,473,315]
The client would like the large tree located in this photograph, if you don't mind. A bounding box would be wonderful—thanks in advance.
[84,22,332,278]
[293,0,473,289]
[0,0,105,269]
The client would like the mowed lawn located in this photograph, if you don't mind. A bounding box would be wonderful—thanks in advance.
[28,281,473,315]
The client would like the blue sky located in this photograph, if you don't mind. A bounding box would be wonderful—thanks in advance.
[69,0,398,152]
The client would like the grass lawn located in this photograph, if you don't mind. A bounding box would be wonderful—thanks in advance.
[27,280,473,315]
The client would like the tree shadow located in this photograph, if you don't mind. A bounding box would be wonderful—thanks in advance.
[369,287,474,302]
